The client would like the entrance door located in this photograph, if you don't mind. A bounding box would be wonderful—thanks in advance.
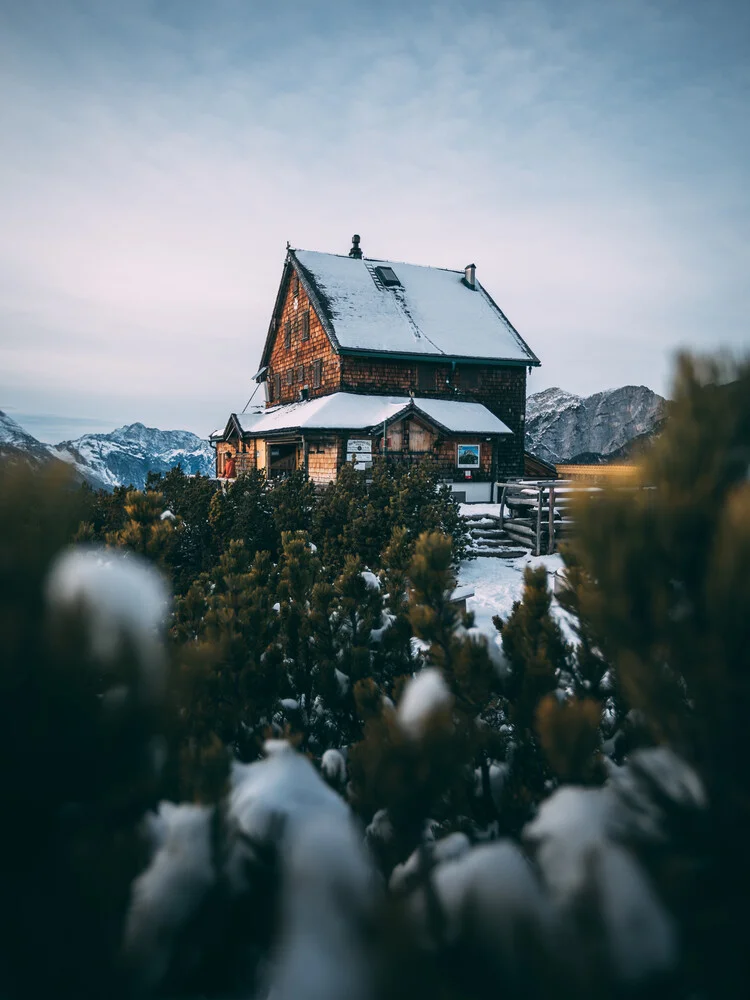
[268,442,298,478]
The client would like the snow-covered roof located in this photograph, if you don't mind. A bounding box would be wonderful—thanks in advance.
[292,250,539,364]
[234,392,511,437]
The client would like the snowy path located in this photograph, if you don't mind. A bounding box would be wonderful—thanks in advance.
[457,552,569,647]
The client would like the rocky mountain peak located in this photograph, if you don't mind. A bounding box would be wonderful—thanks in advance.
[525,384,666,465]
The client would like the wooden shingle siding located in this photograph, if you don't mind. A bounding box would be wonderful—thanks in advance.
[340,356,526,477]
[257,256,530,478]
[307,439,341,484]
[267,271,341,405]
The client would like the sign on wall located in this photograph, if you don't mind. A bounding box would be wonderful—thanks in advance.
[456,443,480,468]
[346,439,372,455]
[346,438,373,469]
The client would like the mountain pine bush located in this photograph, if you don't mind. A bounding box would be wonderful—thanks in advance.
[1,353,748,999]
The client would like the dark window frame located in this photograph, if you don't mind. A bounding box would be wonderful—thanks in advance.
[312,358,323,388]
[286,369,293,386]
[416,363,434,391]
[461,366,480,389]
[297,364,305,384]
[301,309,310,342]
[284,320,291,349]
[376,265,401,287]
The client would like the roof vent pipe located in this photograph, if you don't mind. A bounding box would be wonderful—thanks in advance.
[464,263,476,288]
[349,234,363,259]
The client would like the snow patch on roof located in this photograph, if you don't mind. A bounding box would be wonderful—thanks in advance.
[294,250,537,363]
[236,393,511,436]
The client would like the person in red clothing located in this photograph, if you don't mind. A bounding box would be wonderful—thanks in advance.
[223,450,237,479]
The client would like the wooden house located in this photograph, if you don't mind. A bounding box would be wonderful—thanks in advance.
[212,236,540,502]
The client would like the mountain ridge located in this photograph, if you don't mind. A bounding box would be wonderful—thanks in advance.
[0,411,214,490]
[525,384,665,465]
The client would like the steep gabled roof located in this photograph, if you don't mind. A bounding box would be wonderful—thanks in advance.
[259,247,539,370]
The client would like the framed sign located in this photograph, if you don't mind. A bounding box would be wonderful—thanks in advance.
[456,443,480,468]
[346,439,372,454]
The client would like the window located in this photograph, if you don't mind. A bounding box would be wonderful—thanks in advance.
[297,364,305,384]
[376,265,401,287]
[274,373,281,401]
[461,366,480,389]
[417,364,434,391]
[299,387,309,401]
[292,273,299,295]
[301,309,310,341]
[284,320,291,349]
[312,358,323,388]
[286,369,293,385]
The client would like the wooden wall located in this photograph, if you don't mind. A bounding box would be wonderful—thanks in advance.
[266,271,340,405]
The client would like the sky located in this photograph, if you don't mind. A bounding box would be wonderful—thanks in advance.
[0,0,748,443]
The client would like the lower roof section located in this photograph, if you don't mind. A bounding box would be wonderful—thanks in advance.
[233,392,512,437]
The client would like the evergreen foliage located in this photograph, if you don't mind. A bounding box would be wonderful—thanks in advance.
[2,353,748,999]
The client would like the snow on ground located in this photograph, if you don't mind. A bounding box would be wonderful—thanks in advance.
[459,502,504,518]
[457,552,568,647]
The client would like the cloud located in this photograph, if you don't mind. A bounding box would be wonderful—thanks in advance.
[0,0,748,438]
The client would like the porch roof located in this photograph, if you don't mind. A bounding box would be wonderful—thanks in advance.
[234,392,512,437]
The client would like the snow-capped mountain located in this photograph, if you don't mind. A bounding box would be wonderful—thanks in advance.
[51,423,214,490]
[0,412,214,490]
[0,410,56,468]
[525,385,665,465]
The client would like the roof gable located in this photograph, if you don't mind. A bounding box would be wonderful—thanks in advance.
[259,254,340,373]
[291,249,539,365]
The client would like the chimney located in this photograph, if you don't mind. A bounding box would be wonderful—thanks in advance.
[349,234,363,259]
[464,263,476,288]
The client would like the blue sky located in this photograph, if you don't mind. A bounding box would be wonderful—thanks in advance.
[1,0,748,442]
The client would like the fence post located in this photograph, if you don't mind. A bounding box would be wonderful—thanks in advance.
[548,485,556,554]
[499,485,508,528]
[535,486,542,557]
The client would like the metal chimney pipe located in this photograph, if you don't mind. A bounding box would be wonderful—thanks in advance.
[464,263,476,288]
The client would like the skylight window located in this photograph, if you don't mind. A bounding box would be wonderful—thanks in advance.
[376,265,401,287]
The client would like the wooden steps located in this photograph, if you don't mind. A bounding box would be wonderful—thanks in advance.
[464,512,530,559]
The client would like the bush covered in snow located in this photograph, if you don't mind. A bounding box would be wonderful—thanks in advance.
[0,354,749,999]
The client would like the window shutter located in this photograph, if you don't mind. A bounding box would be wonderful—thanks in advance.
[274,373,281,400]
[301,310,310,342]
[284,321,291,349]
[297,364,305,384]
[286,369,293,385]
[312,359,322,388]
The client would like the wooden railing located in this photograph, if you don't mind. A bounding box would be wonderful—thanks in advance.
[496,478,650,555]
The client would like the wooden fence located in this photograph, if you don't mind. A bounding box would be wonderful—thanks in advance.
[496,478,652,555]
